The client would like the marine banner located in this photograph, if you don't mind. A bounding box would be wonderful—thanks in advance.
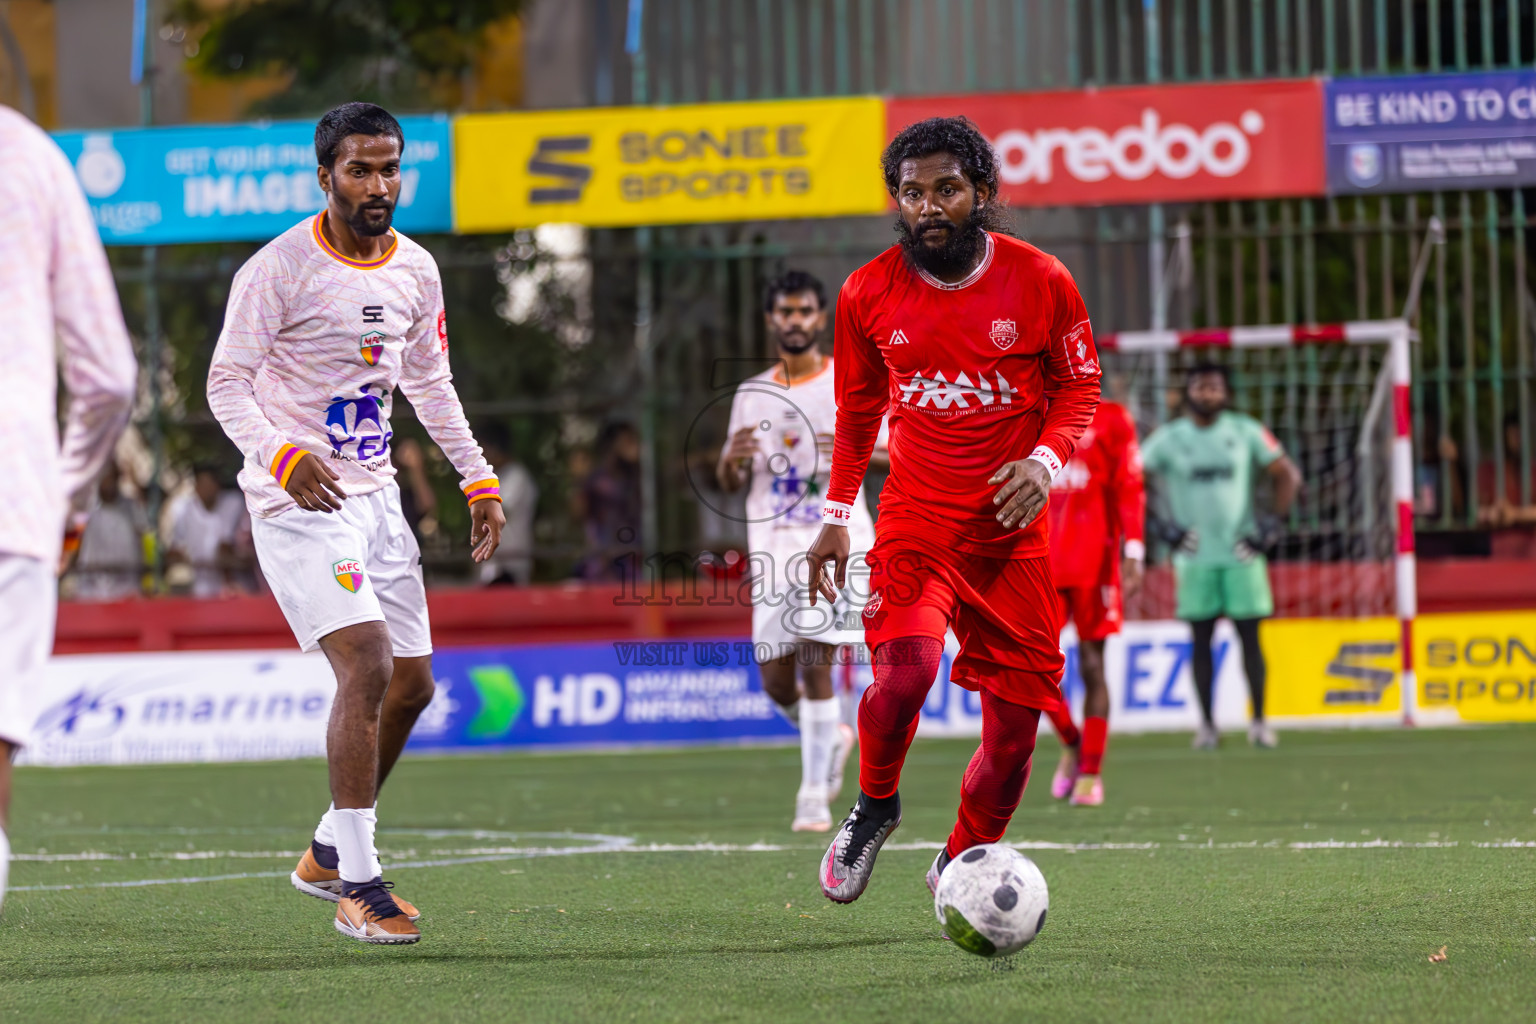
[452,97,888,231]
[52,114,453,245]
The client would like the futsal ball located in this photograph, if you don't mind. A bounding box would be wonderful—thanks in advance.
[932,844,1049,957]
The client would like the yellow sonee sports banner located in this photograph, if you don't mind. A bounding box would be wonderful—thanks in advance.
[1260,617,1403,719]
[1414,610,1536,723]
[453,97,888,231]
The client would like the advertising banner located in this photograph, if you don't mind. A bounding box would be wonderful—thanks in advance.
[1259,617,1402,720]
[1413,611,1536,722]
[52,114,453,245]
[1326,72,1536,194]
[453,97,888,231]
[886,78,1326,207]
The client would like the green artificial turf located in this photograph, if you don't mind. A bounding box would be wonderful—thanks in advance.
[3,726,1534,1023]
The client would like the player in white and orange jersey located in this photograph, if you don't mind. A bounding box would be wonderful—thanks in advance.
[0,105,138,916]
[208,103,505,945]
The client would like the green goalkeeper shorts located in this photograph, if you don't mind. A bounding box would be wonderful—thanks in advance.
[1174,559,1274,621]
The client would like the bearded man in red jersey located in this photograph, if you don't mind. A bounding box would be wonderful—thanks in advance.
[808,117,1100,903]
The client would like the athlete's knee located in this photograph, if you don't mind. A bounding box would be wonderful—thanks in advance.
[388,656,436,715]
[321,622,394,698]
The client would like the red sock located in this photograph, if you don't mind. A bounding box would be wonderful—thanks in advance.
[1044,697,1080,748]
[945,687,1042,858]
[1079,716,1108,775]
[857,637,944,799]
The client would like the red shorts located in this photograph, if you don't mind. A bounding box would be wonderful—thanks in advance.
[1056,578,1123,643]
[861,539,1065,711]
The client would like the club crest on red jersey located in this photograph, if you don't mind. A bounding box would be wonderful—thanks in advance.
[863,591,883,618]
[359,330,384,366]
[333,558,364,593]
[990,319,1018,350]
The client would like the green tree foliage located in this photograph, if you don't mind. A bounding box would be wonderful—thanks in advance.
[171,0,523,114]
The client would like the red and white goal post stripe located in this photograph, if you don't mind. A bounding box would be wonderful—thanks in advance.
[1098,320,1418,726]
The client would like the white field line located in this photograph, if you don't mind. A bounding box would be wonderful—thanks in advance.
[14,835,1536,890]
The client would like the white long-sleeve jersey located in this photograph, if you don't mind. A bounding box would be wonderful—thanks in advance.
[208,213,498,518]
[0,106,137,562]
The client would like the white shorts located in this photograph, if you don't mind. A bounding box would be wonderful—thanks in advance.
[0,555,56,747]
[747,527,875,659]
[250,484,432,657]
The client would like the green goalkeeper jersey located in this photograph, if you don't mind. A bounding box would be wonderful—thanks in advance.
[1140,411,1285,568]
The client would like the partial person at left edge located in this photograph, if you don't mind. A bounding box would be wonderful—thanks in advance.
[0,105,139,916]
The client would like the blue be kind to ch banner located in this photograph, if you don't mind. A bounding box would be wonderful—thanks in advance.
[1327,71,1536,194]
[52,114,453,245]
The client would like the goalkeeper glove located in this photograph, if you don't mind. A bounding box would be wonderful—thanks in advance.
[1234,515,1283,562]
[1150,517,1199,555]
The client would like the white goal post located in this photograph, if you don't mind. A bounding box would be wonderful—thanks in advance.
[1096,319,1418,726]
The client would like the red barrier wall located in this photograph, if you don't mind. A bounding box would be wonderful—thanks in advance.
[53,559,1536,655]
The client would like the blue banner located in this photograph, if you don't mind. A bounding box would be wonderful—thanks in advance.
[52,114,453,245]
[1326,71,1536,194]
[406,639,800,750]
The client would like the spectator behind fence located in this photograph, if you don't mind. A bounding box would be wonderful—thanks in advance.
[165,466,250,597]
[477,423,538,586]
[71,460,147,601]
[1477,412,1536,556]
[578,422,641,580]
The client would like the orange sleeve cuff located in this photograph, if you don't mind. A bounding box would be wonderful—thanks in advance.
[463,478,501,506]
[270,444,306,488]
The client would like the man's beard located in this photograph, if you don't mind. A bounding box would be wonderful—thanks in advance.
[345,200,395,237]
[1188,397,1227,417]
[896,206,988,278]
[776,331,817,355]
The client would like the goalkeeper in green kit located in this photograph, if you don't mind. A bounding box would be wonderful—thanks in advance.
[1141,364,1301,749]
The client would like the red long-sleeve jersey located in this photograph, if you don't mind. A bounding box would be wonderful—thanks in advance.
[1047,401,1145,588]
[825,233,1102,559]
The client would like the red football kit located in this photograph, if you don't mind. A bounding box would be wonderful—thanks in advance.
[1047,401,1145,642]
[824,232,1102,710]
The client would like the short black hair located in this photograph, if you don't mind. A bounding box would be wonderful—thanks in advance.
[315,102,404,170]
[881,116,1001,199]
[762,270,827,313]
[1186,362,1232,388]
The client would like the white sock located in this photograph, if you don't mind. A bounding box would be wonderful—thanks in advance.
[313,803,338,847]
[773,698,802,730]
[799,698,840,797]
[331,807,379,885]
[0,827,9,915]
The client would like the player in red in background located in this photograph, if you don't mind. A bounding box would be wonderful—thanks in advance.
[807,116,1100,904]
[1043,400,1145,808]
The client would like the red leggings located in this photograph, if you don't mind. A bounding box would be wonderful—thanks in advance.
[858,637,1041,857]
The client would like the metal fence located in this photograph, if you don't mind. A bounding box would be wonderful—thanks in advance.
[108,1,1536,591]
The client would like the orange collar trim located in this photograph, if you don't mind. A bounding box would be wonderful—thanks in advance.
[312,212,397,270]
[772,357,833,388]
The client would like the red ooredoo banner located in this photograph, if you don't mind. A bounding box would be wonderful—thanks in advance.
[886,79,1325,207]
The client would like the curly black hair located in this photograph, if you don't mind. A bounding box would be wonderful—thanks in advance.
[761,269,827,312]
[881,116,1001,198]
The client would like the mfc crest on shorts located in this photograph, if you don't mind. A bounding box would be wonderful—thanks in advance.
[250,482,432,656]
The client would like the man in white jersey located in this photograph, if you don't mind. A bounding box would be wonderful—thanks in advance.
[208,103,505,945]
[0,105,138,915]
[717,271,882,832]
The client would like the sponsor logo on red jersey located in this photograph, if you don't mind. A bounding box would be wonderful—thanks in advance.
[898,369,1016,412]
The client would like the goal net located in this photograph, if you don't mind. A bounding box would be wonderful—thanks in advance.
[1097,320,1416,720]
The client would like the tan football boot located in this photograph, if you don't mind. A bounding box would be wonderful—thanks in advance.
[335,882,420,945]
[291,845,420,921]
